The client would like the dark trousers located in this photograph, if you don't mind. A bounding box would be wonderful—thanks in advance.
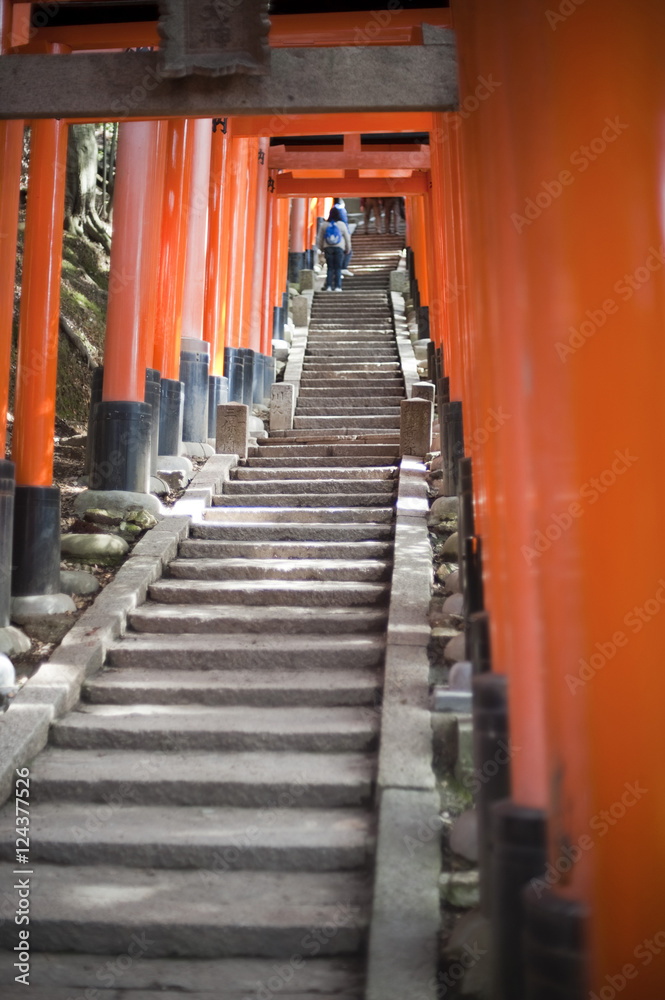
[323,246,344,290]
[343,248,353,270]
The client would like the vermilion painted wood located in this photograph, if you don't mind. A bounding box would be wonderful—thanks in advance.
[181,118,213,342]
[289,198,307,254]
[203,121,231,377]
[224,136,250,351]
[11,118,67,486]
[247,137,270,353]
[102,121,162,402]
[153,119,194,381]
[232,112,434,139]
[139,120,167,375]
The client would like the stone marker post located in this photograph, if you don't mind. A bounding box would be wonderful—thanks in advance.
[216,403,249,459]
[411,382,436,404]
[400,398,432,458]
[270,383,295,432]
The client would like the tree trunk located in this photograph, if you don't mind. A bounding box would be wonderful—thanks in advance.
[64,123,111,251]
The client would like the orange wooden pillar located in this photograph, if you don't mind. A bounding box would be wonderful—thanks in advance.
[261,188,276,358]
[451,3,551,994]
[248,137,270,354]
[288,197,307,283]
[0,116,22,630]
[239,136,260,351]
[179,118,213,446]
[223,135,250,401]
[152,118,194,457]
[10,118,72,605]
[203,118,232,436]
[521,1,665,996]
[97,120,163,492]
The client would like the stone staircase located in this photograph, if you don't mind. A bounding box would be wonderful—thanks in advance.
[0,235,407,999]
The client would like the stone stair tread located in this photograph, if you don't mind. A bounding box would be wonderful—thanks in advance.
[233,465,397,479]
[0,953,363,1000]
[189,523,393,542]
[223,478,395,494]
[84,664,381,705]
[211,493,394,507]
[129,603,388,635]
[178,539,393,559]
[0,865,370,957]
[0,802,375,869]
[149,578,390,607]
[29,748,376,807]
[204,506,394,522]
[50,704,379,753]
[242,456,397,468]
[168,557,392,582]
[107,631,385,668]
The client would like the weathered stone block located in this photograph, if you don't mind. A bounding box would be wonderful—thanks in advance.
[390,269,410,293]
[298,269,315,290]
[215,403,248,459]
[400,398,432,458]
[269,383,295,432]
[412,381,435,404]
[291,294,309,328]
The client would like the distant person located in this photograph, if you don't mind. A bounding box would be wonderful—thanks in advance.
[363,197,383,233]
[334,197,354,276]
[383,197,399,234]
[316,207,352,292]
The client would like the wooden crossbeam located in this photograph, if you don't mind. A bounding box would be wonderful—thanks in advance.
[269,146,431,170]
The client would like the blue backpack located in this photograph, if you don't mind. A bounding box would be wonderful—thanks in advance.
[325,221,342,246]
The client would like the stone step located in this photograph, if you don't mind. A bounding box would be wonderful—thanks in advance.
[149,578,390,608]
[0,954,365,999]
[293,416,400,428]
[168,557,391,583]
[189,521,393,542]
[107,632,386,671]
[50,705,380,753]
[233,465,397,480]
[223,478,395,494]
[0,802,375,870]
[280,431,400,442]
[295,406,400,417]
[251,442,400,455]
[29,748,376,807]
[299,377,403,387]
[205,505,394,522]
[178,539,393,560]
[86,664,381,707]
[302,363,400,371]
[243,456,398,469]
[296,387,405,398]
[210,492,394,507]
[0,864,370,957]
[129,603,387,635]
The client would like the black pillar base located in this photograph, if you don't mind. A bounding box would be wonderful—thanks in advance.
[158,378,184,457]
[288,250,306,284]
[491,801,548,1000]
[523,886,588,999]
[252,353,265,405]
[91,400,151,493]
[239,348,254,407]
[472,671,511,917]
[418,304,431,341]
[144,367,161,475]
[263,355,276,401]
[208,375,229,439]
[179,338,210,444]
[272,305,282,341]
[224,347,244,404]
[12,485,61,597]
[0,461,15,627]
[467,609,492,673]
[458,456,475,596]
[442,399,464,496]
